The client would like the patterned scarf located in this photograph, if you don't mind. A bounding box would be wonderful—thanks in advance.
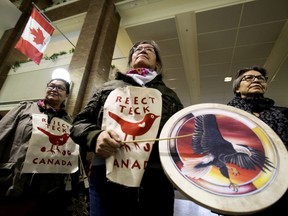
[227,96,274,113]
[126,68,157,86]
[227,96,288,146]
[37,99,67,123]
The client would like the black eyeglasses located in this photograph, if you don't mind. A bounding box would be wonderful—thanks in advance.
[241,75,268,83]
[133,46,155,54]
[47,84,66,92]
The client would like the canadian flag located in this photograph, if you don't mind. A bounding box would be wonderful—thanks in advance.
[15,8,55,65]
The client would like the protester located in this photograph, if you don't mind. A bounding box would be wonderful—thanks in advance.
[227,65,288,215]
[0,78,86,216]
[227,65,288,147]
[70,40,184,216]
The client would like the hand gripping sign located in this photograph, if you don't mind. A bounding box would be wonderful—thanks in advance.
[159,103,288,215]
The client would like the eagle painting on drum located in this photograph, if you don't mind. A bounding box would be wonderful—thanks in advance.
[172,113,276,195]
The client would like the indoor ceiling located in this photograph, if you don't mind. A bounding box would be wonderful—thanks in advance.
[1,0,288,108]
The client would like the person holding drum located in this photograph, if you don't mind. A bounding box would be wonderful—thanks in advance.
[70,40,184,216]
[228,65,288,148]
[227,65,288,215]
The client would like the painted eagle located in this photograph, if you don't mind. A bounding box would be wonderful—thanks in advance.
[181,114,274,191]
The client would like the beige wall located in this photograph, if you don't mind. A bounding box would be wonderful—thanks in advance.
[0,54,72,111]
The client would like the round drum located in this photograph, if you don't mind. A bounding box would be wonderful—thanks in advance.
[159,103,288,215]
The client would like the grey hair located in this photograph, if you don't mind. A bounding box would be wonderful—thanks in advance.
[232,65,268,95]
[127,40,163,74]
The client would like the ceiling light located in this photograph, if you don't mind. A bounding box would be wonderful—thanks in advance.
[52,68,70,83]
[224,77,232,82]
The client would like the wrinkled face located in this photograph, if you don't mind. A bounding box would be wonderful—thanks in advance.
[236,70,268,98]
[130,43,157,70]
[45,80,68,106]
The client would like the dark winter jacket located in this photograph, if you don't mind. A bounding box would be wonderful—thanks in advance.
[70,73,184,167]
[226,96,288,216]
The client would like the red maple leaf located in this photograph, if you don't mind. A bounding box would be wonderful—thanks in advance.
[30,27,45,45]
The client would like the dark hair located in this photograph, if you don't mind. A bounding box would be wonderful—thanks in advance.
[127,40,163,74]
[232,65,268,95]
[47,78,70,94]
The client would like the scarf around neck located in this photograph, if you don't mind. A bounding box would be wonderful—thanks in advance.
[227,96,274,113]
[37,99,67,123]
[227,95,288,147]
[126,68,157,86]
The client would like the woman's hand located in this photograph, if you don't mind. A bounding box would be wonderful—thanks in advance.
[95,130,121,158]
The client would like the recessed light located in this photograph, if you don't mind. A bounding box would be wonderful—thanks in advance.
[224,77,232,82]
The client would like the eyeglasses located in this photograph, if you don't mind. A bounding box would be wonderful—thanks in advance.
[133,46,155,54]
[47,84,66,92]
[241,75,268,83]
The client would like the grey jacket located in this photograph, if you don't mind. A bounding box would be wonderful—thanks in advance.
[0,101,72,197]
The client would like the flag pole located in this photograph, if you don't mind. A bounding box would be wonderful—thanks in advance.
[32,2,76,48]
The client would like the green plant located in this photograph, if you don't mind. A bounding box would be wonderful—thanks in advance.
[11,61,21,72]
[44,51,67,62]
[11,59,32,72]
[12,49,74,71]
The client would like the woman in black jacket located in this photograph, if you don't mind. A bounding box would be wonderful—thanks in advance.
[227,65,288,148]
[227,65,288,216]
[70,40,184,216]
